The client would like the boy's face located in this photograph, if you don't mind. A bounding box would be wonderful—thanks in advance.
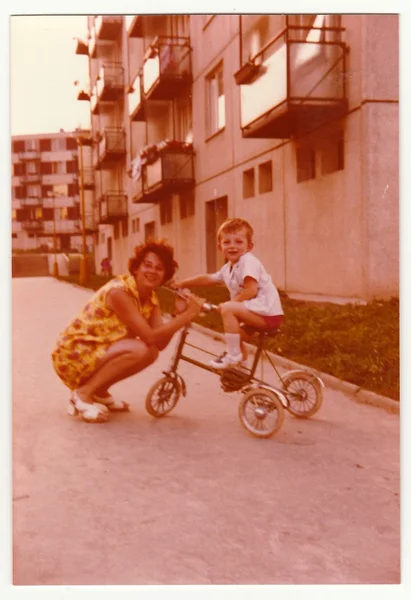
[218,228,253,264]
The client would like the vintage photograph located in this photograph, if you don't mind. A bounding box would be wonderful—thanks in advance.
[10,13,400,587]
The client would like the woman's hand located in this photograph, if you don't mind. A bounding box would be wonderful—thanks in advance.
[184,292,206,319]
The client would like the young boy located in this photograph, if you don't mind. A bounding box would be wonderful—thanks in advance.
[174,218,284,369]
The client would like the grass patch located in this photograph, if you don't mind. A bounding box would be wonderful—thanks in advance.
[56,275,400,401]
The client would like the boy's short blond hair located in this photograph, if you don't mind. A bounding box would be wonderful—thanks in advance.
[217,218,254,244]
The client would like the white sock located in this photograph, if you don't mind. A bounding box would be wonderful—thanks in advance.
[225,333,241,357]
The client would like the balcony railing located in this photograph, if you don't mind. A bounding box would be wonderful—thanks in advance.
[143,36,192,101]
[95,15,122,40]
[98,191,128,224]
[79,168,95,189]
[20,173,41,184]
[133,141,194,204]
[126,15,143,37]
[43,220,82,235]
[22,220,44,232]
[94,128,126,169]
[84,211,98,232]
[96,62,124,100]
[128,72,145,121]
[235,21,348,138]
[20,197,42,207]
[18,150,41,160]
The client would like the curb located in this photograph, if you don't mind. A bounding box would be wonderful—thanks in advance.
[190,323,399,415]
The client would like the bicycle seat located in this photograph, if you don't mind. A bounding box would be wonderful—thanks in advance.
[240,324,280,338]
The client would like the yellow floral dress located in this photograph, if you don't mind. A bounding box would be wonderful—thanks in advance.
[51,274,159,390]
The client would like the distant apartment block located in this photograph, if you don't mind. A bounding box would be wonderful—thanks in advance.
[11,130,96,253]
[72,14,398,300]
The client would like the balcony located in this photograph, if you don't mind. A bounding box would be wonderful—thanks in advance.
[18,150,41,160]
[20,173,41,184]
[143,36,192,101]
[22,220,43,232]
[128,72,145,121]
[235,21,348,138]
[79,168,95,189]
[75,38,89,55]
[98,192,128,224]
[95,15,122,40]
[20,197,42,207]
[132,141,194,204]
[43,220,81,235]
[94,128,126,169]
[126,15,143,37]
[84,211,98,232]
[91,62,124,114]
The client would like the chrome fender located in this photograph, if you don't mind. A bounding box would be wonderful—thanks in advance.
[282,369,325,389]
[240,383,289,408]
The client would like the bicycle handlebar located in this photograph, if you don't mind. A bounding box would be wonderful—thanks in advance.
[163,287,218,313]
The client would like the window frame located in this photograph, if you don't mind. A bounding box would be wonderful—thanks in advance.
[206,62,225,139]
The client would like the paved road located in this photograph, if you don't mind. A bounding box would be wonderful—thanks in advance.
[12,278,400,585]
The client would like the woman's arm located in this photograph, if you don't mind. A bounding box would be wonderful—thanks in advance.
[232,276,258,302]
[106,288,203,348]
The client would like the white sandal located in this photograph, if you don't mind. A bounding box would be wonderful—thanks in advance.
[92,393,131,412]
[68,391,109,423]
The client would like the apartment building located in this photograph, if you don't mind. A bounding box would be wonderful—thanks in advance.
[11,129,95,253]
[75,14,398,300]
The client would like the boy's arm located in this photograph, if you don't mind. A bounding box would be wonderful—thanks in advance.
[175,274,217,288]
[233,276,258,302]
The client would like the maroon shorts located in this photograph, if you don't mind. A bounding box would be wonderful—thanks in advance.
[261,315,283,330]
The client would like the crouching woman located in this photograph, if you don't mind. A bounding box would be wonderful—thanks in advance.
[51,240,204,423]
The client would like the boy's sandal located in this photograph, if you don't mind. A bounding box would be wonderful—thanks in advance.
[92,393,131,412]
[68,391,109,423]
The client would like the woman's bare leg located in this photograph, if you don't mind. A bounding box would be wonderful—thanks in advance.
[76,339,159,403]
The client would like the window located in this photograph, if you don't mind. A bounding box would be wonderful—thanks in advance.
[114,223,120,240]
[122,220,129,237]
[27,185,41,198]
[321,135,344,175]
[52,184,69,196]
[206,63,225,136]
[12,233,17,239]
[100,232,105,244]
[12,210,17,220]
[243,168,255,198]
[35,207,43,219]
[27,162,40,175]
[25,139,38,151]
[179,189,195,219]
[160,198,173,225]
[296,145,316,182]
[176,96,193,143]
[132,217,140,233]
[51,138,66,152]
[51,162,66,175]
[258,161,273,194]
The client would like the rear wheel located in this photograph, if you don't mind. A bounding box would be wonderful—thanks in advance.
[282,371,323,418]
[238,388,285,438]
[145,376,181,417]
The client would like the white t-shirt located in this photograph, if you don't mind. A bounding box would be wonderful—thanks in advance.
[211,252,284,316]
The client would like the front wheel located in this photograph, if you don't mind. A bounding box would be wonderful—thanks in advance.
[145,376,181,417]
[238,388,285,438]
[282,371,323,418]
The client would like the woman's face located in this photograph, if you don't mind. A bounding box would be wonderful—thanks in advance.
[134,251,166,291]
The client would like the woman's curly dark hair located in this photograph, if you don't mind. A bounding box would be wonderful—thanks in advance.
[128,239,178,283]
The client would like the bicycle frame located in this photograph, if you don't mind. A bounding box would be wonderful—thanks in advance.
[164,325,291,406]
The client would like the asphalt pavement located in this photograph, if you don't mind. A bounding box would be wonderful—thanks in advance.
[11,277,401,585]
